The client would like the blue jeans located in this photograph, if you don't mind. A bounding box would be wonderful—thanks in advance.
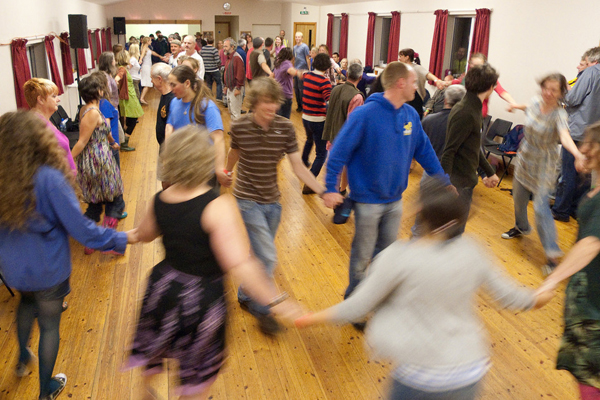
[345,200,402,299]
[390,379,480,400]
[513,178,562,259]
[552,142,590,218]
[204,70,223,100]
[236,199,282,316]
[277,98,293,119]
[301,119,328,178]
[293,75,304,110]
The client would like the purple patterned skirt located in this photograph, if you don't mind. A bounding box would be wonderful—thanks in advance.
[126,261,226,395]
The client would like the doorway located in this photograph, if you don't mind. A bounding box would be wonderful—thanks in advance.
[215,15,239,43]
[293,22,317,49]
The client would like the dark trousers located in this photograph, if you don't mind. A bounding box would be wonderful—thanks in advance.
[119,117,138,136]
[301,119,327,178]
[277,98,293,119]
[17,278,70,397]
[205,70,223,100]
[552,141,590,218]
[293,76,304,111]
[456,186,474,235]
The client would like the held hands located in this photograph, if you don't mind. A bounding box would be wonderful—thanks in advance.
[110,142,120,150]
[326,141,332,151]
[322,192,344,209]
[574,153,587,173]
[533,280,557,309]
[219,169,233,188]
[270,299,305,325]
[482,174,499,188]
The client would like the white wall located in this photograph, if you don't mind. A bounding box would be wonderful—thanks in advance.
[0,0,108,114]
[104,0,283,41]
[125,24,202,39]
[317,0,600,124]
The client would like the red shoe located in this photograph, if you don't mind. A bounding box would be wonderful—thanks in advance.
[102,216,118,229]
[84,247,94,255]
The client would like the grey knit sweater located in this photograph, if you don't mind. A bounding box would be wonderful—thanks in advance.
[330,237,535,368]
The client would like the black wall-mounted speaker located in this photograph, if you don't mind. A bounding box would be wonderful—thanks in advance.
[68,14,88,49]
[113,17,126,35]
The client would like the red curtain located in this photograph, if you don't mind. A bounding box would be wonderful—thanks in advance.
[77,48,88,76]
[60,32,74,85]
[326,14,334,54]
[100,28,106,52]
[471,8,491,57]
[365,12,377,68]
[11,39,32,109]
[106,27,112,50]
[87,30,95,68]
[339,13,349,59]
[428,9,448,79]
[94,29,102,62]
[44,36,64,95]
[387,11,401,64]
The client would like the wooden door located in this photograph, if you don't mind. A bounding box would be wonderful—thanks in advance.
[293,22,317,49]
[215,22,230,44]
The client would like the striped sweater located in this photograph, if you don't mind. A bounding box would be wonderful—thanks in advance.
[302,72,332,119]
[200,45,221,72]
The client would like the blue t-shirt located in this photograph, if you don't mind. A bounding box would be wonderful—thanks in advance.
[99,99,120,144]
[294,43,310,69]
[167,98,224,132]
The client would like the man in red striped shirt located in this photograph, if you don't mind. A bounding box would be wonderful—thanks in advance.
[301,53,333,194]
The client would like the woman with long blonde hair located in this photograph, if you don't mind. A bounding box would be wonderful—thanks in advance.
[0,111,133,400]
[127,43,142,102]
[138,36,156,104]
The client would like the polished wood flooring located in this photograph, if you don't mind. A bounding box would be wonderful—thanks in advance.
[0,88,581,399]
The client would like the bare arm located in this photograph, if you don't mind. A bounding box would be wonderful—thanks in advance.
[261,61,272,76]
[164,124,174,142]
[132,196,161,243]
[222,148,240,188]
[288,151,325,195]
[138,46,146,63]
[210,129,228,186]
[538,236,600,294]
[71,109,97,158]
[500,91,518,106]
[558,128,585,169]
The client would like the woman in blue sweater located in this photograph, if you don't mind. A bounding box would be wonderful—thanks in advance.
[0,111,134,400]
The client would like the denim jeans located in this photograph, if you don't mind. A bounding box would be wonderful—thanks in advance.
[277,98,293,119]
[390,379,480,400]
[236,199,282,316]
[293,75,304,110]
[345,200,402,299]
[552,141,590,218]
[18,278,70,398]
[204,70,223,100]
[513,178,563,259]
[301,119,328,178]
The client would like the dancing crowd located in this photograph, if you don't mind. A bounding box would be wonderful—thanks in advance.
[1,26,600,400]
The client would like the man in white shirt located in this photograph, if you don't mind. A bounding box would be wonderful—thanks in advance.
[179,35,205,80]
[162,39,182,68]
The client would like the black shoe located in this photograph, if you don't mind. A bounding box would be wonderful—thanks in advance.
[551,211,570,222]
[333,197,354,224]
[239,300,280,335]
[501,227,523,239]
[241,110,247,114]
[302,185,316,195]
[541,260,558,277]
[352,322,366,331]
[40,373,67,400]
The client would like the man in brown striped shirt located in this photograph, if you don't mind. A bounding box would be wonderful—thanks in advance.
[223,77,339,335]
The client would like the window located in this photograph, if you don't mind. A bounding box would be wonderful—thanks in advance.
[331,16,341,54]
[373,16,392,67]
[27,41,50,79]
[443,16,474,78]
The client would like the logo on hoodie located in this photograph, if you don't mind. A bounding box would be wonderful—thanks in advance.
[403,122,412,135]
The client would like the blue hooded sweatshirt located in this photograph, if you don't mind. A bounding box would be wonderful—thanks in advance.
[325,92,450,204]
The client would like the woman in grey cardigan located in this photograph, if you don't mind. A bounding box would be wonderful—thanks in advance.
[296,180,553,399]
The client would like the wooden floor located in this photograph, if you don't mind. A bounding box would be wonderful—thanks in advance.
[0,88,582,400]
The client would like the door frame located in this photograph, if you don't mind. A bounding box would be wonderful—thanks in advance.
[293,22,317,49]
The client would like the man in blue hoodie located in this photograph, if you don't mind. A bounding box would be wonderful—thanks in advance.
[323,61,453,305]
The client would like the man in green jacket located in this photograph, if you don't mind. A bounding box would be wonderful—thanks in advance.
[441,64,500,235]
